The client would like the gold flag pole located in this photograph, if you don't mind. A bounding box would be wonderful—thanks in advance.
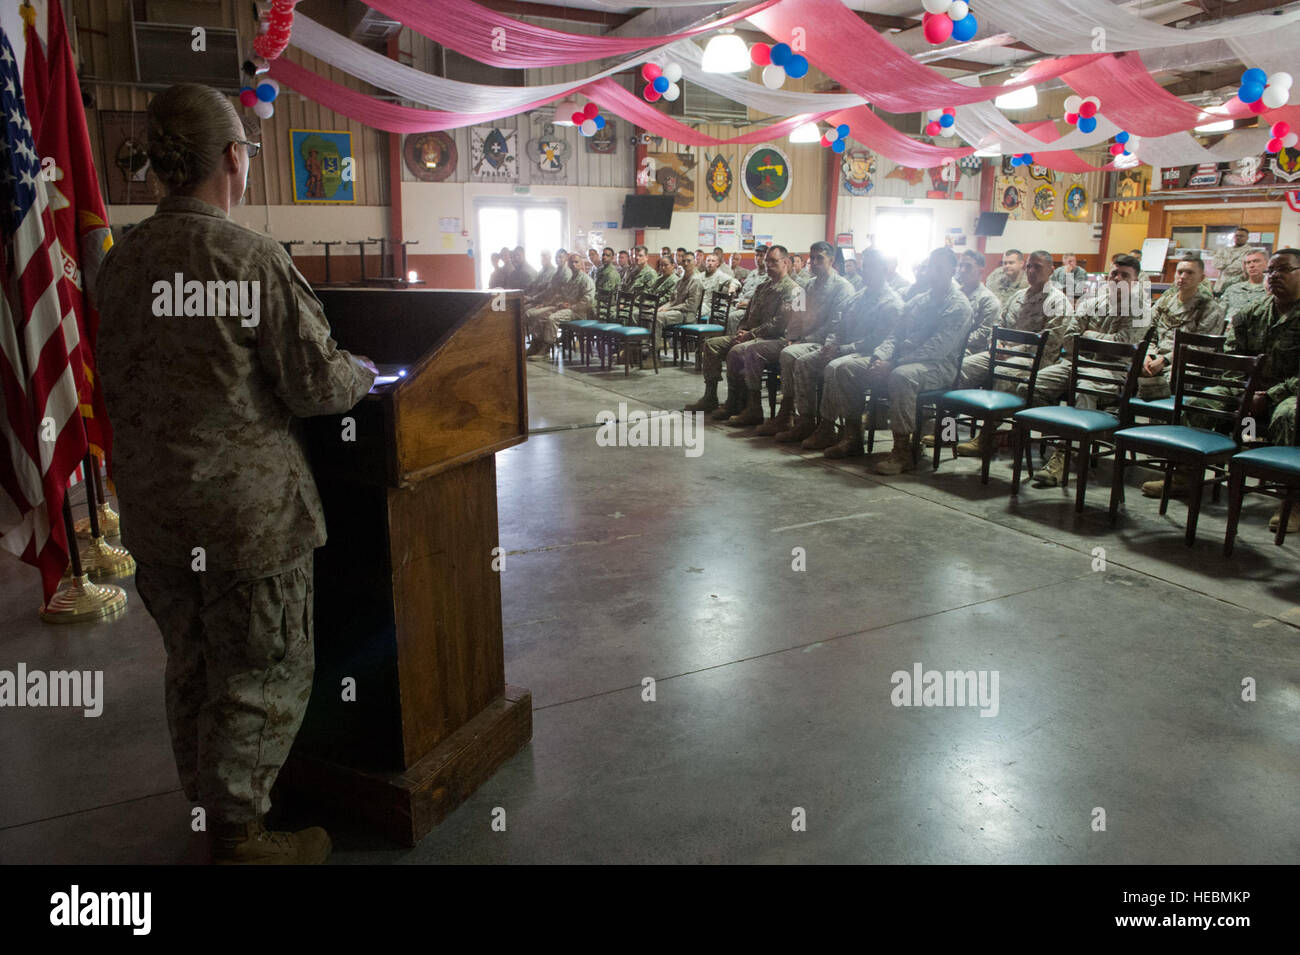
[73,453,134,580]
[74,452,119,538]
[41,492,127,623]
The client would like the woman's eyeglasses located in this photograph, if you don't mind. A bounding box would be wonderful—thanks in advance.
[233,140,261,159]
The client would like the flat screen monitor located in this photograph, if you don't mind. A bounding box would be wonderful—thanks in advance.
[974,212,1009,237]
[621,194,674,230]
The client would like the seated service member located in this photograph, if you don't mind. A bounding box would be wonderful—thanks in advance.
[714,246,734,278]
[684,245,800,418]
[1213,226,1253,294]
[821,247,973,472]
[782,249,903,447]
[530,249,555,292]
[725,245,769,332]
[1136,253,1225,400]
[594,246,621,296]
[755,241,856,435]
[1050,253,1088,296]
[505,245,537,289]
[1220,248,1269,325]
[96,82,377,865]
[526,251,596,358]
[620,245,656,300]
[985,249,1029,306]
[655,253,704,352]
[956,249,1002,355]
[697,253,730,322]
[647,252,680,300]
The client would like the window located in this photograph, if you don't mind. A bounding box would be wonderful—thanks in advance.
[475,199,568,287]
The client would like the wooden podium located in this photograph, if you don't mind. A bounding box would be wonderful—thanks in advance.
[280,287,532,846]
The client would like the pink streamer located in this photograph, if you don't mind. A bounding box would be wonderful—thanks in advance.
[750,0,1107,113]
[364,0,780,67]
[825,107,973,168]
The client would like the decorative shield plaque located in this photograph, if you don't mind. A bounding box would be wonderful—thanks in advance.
[403,131,456,182]
[741,144,792,208]
[704,152,733,202]
[841,148,875,197]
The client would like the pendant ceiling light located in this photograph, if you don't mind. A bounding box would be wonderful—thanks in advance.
[994,84,1038,111]
[789,121,822,143]
[702,28,750,73]
[553,97,580,125]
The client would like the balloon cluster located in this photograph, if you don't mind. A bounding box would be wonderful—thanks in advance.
[642,62,683,102]
[1106,130,1141,158]
[750,42,810,90]
[1009,153,1034,167]
[238,78,281,120]
[924,108,956,137]
[1267,121,1299,154]
[1063,95,1102,134]
[821,124,851,153]
[921,0,979,45]
[1238,68,1293,113]
[571,103,606,137]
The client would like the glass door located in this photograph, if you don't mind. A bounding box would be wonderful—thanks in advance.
[475,199,567,287]
[871,208,935,283]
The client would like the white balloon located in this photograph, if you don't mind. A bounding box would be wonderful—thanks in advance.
[663,63,683,83]
[1084,95,1101,108]
[1284,132,1299,149]
[662,83,681,102]
[825,126,840,142]
[948,1,969,21]
[1262,85,1289,109]
[1268,71,1293,90]
[580,119,597,136]
[1064,95,1083,113]
[761,64,785,89]
[922,0,950,13]
[253,100,274,119]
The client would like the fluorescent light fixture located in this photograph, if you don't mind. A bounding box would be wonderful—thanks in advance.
[994,85,1038,111]
[1114,152,1139,169]
[1193,119,1233,133]
[553,97,579,125]
[702,28,750,73]
[974,144,1002,157]
[789,122,822,143]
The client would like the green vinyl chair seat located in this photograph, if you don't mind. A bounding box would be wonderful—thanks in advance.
[1014,406,1119,434]
[1113,424,1237,457]
[941,389,1026,415]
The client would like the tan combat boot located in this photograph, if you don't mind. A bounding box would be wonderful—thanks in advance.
[728,388,765,427]
[756,395,794,436]
[1141,470,1190,498]
[801,418,839,450]
[873,434,916,475]
[1269,506,1300,532]
[1032,449,1066,487]
[684,379,719,413]
[712,376,745,420]
[956,428,993,457]
[210,817,332,865]
[777,415,818,443]
[825,416,864,458]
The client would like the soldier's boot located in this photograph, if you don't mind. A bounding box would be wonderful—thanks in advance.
[801,418,839,450]
[956,428,993,457]
[777,415,819,444]
[1269,506,1300,532]
[1141,470,1190,498]
[712,376,745,420]
[825,416,865,458]
[873,434,916,475]
[525,337,549,357]
[1032,449,1066,487]
[756,395,794,436]
[921,433,936,447]
[684,379,719,413]
[210,817,332,865]
[728,388,765,427]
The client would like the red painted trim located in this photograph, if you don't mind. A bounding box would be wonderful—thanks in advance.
[387,33,404,276]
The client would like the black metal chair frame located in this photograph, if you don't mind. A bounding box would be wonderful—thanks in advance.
[1127,329,1226,424]
[1224,373,1300,555]
[674,289,734,371]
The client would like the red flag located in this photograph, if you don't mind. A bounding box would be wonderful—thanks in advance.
[22,0,115,475]
[1,24,89,604]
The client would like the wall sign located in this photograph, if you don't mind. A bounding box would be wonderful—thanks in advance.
[741,144,792,208]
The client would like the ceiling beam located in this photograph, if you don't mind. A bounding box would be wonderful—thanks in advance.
[1174,0,1299,25]
[476,0,636,27]
[852,11,918,32]
[1162,65,1252,96]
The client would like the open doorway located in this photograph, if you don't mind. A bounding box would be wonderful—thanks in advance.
[871,208,934,284]
[474,198,567,287]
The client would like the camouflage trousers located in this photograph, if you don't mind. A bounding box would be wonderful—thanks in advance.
[134,554,315,824]
[1021,360,1125,411]
[524,305,560,344]
[738,337,788,389]
[959,351,1032,390]
[657,306,692,352]
[1186,389,1296,445]
[702,334,741,383]
[825,355,954,433]
[779,342,834,417]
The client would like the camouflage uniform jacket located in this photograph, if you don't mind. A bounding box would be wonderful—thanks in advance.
[787,271,855,344]
[995,284,1071,361]
[738,273,800,339]
[830,283,904,356]
[1227,296,1300,404]
[648,271,680,300]
[661,271,704,320]
[874,280,973,365]
[620,263,656,296]
[985,265,1029,306]
[555,268,597,318]
[963,282,1004,353]
[886,272,911,296]
[1149,287,1225,363]
[1213,243,1252,294]
[1064,283,1151,349]
[595,263,622,295]
[95,195,375,573]
[1220,279,1267,326]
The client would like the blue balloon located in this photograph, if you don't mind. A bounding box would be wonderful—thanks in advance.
[1077,115,1097,133]
[951,13,978,42]
[1022,153,1033,165]
[836,124,850,138]
[1010,156,1022,166]
[653,75,670,93]
[593,114,606,129]
[256,82,277,102]
[770,43,791,67]
[784,54,809,79]
[1241,68,1268,87]
[1115,130,1130,144]
[1239,81,1265,104]
[832,138,846,153]
[939,113,955,128]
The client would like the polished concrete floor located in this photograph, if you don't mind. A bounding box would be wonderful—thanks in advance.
[2,351,1298,864]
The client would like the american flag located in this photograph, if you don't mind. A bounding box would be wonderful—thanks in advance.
[0,27,88,604]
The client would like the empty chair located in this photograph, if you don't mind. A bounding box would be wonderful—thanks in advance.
[1010,336,1145,513]
[932,327,1049,484]
[1108,345,1262,546]
[1224,390,1300,555]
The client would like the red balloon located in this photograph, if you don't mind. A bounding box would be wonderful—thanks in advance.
[1109,143,1124,155]
[821,136,833,147]
[584,103,599,119]
[1064,112,1078,125]
[1249,99,1268,114]
[750,42,771,66]
[643,84,661,102]
[1272,121,1291,138]
[922,12,954,44]
[1078,100,1098,118]
[943,107,955,116]
[1269,137,1285,153]
[925,121,942,136]
[571,111,586,125]
[642,63,662,81]
[239,88,258,108]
